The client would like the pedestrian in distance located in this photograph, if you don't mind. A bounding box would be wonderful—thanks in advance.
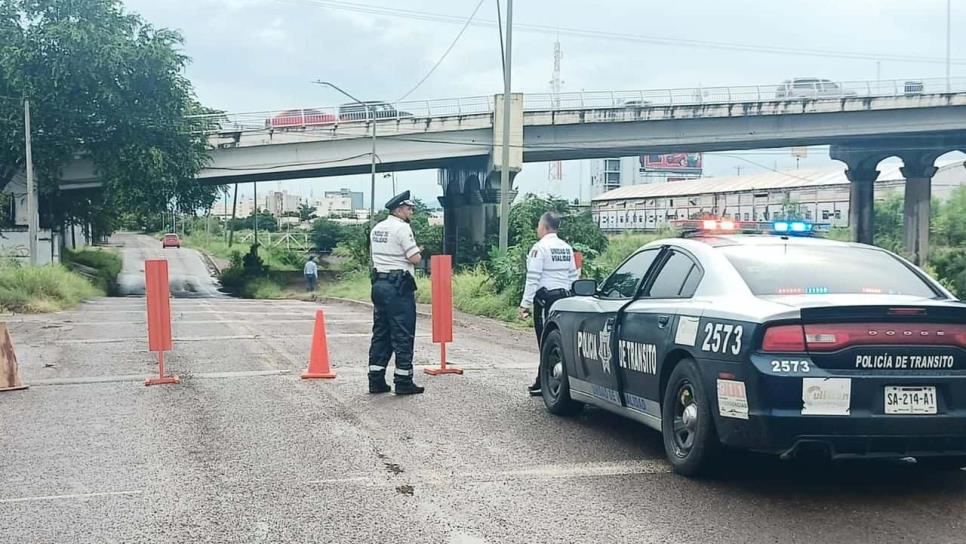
[304,255,319,291]
[367,190,425,395]
[517,211,579,396]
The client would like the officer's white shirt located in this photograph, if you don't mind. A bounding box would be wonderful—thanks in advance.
[370,215,419,275]
[303,260,318,276]
[520,232,579,309]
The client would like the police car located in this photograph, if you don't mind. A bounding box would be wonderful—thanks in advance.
[539,219,966,476]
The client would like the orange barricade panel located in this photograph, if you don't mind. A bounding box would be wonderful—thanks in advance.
[426,255,460,375]
[0,323,27,392]
[145,260,173,352]
[431,255,453,344]
[574,251,583,270]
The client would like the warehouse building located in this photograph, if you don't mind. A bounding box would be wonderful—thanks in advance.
[591,162,966,232]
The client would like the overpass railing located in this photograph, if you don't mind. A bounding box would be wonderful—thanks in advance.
[200,77,966,136]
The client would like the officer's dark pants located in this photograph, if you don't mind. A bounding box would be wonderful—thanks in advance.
[368,277,417,385]
[532,288,570,382]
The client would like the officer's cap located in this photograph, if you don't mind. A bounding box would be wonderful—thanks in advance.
[385,190,416,210]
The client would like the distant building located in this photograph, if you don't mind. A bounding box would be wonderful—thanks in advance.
[211,198,256,219]
[324,188,364,211]
[591,162,966,232]
[591,154,704,197]
[315,196,354,218]
[263,190,303,217]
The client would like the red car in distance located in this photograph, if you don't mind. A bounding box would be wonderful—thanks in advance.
[162,233,181,248]
[266,108,336,129]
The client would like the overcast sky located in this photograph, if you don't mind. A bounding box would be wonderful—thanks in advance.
[123,0,965,206]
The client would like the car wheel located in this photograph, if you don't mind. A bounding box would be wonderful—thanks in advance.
[540,329,583,417]
[916,456,966,470]
[661,359,720,477]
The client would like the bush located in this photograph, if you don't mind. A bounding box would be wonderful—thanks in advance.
[311,219,345,253]
[274,250,305,269]
[0,263,101,313]
[63,248,122,293]
[240,277,285,299]
[591,233,666,279]
[929,248,966,298]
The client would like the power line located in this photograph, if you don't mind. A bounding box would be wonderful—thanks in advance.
[395,0,486,102]
[272,0,966,65]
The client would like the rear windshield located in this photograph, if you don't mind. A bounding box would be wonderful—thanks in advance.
[719,244,939,297]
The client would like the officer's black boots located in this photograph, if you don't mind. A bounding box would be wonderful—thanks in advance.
[528,378,542,396]
[394,382,425,395]
[369,380,392,394]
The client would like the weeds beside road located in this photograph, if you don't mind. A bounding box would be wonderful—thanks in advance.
[63,248,123,294]
[0,262,102,313]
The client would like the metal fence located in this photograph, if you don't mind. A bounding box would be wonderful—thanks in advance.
[198,77,966,136]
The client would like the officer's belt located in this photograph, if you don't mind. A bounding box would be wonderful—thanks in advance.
[373,270,408,281]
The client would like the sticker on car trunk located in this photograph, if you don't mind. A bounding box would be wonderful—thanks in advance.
[802,378,851,416]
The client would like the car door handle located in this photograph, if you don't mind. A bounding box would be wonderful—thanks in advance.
[657,315,671,328]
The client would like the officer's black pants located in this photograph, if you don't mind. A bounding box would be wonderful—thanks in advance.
[368,278,417,385]
[532,288,570,381]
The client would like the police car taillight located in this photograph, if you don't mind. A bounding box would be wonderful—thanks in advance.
[761,324,807,352]
[803,323,966,351]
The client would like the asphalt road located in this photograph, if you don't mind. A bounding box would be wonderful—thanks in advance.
[115,233,223,297]
[2,240,966,543]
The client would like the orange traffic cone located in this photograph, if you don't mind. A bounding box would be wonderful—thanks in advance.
[301,309,336,379]
[0,324,28,392]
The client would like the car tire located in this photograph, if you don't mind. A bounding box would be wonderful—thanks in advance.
[916,456,966,470]
[540,329,583,417]
[661,359,720,477]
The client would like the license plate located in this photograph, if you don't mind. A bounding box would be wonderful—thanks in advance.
[884,386,937,415]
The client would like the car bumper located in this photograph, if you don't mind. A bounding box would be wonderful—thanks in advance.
[704,356,966,458]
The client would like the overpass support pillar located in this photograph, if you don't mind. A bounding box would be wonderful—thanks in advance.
[831,146,886,245]
[848,174,876,245]
[899,154,939,266]
[438,160,489,262]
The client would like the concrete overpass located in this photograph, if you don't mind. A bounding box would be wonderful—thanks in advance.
[58,77,966,262]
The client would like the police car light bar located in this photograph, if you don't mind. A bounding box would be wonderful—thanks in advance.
[671,219,830,236]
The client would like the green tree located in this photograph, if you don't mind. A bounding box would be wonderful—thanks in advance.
[0,0,221,231]
[310,219,345,253]
[872,193,904,254]
[298,203,317,221]
[230,212,277,232]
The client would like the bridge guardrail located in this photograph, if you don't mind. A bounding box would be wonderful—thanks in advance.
[198,77,966,138]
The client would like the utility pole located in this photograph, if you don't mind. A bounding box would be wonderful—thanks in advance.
[547,36,563,190]
[253,181,258,251]
[313,81,377,228]
[228,183,238,247]
[223,190,229,242]
[23,100,38,265]
[947,0,952,92]
[498,0,514,252]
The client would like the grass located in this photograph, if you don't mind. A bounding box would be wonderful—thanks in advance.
[0,263,102,313]
[320,268,524,324]
[594,232,666,273]
[178,231,303,271]
[63,248,122,293]
[320,270,371,300]
[241,277,287,299]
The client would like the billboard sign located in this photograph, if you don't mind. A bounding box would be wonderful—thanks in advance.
[641,153,703,173]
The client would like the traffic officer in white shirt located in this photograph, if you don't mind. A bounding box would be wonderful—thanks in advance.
[517,211,579,396]
[367,191,425,395]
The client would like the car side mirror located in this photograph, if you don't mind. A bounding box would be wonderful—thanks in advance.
[572,279,598,297]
